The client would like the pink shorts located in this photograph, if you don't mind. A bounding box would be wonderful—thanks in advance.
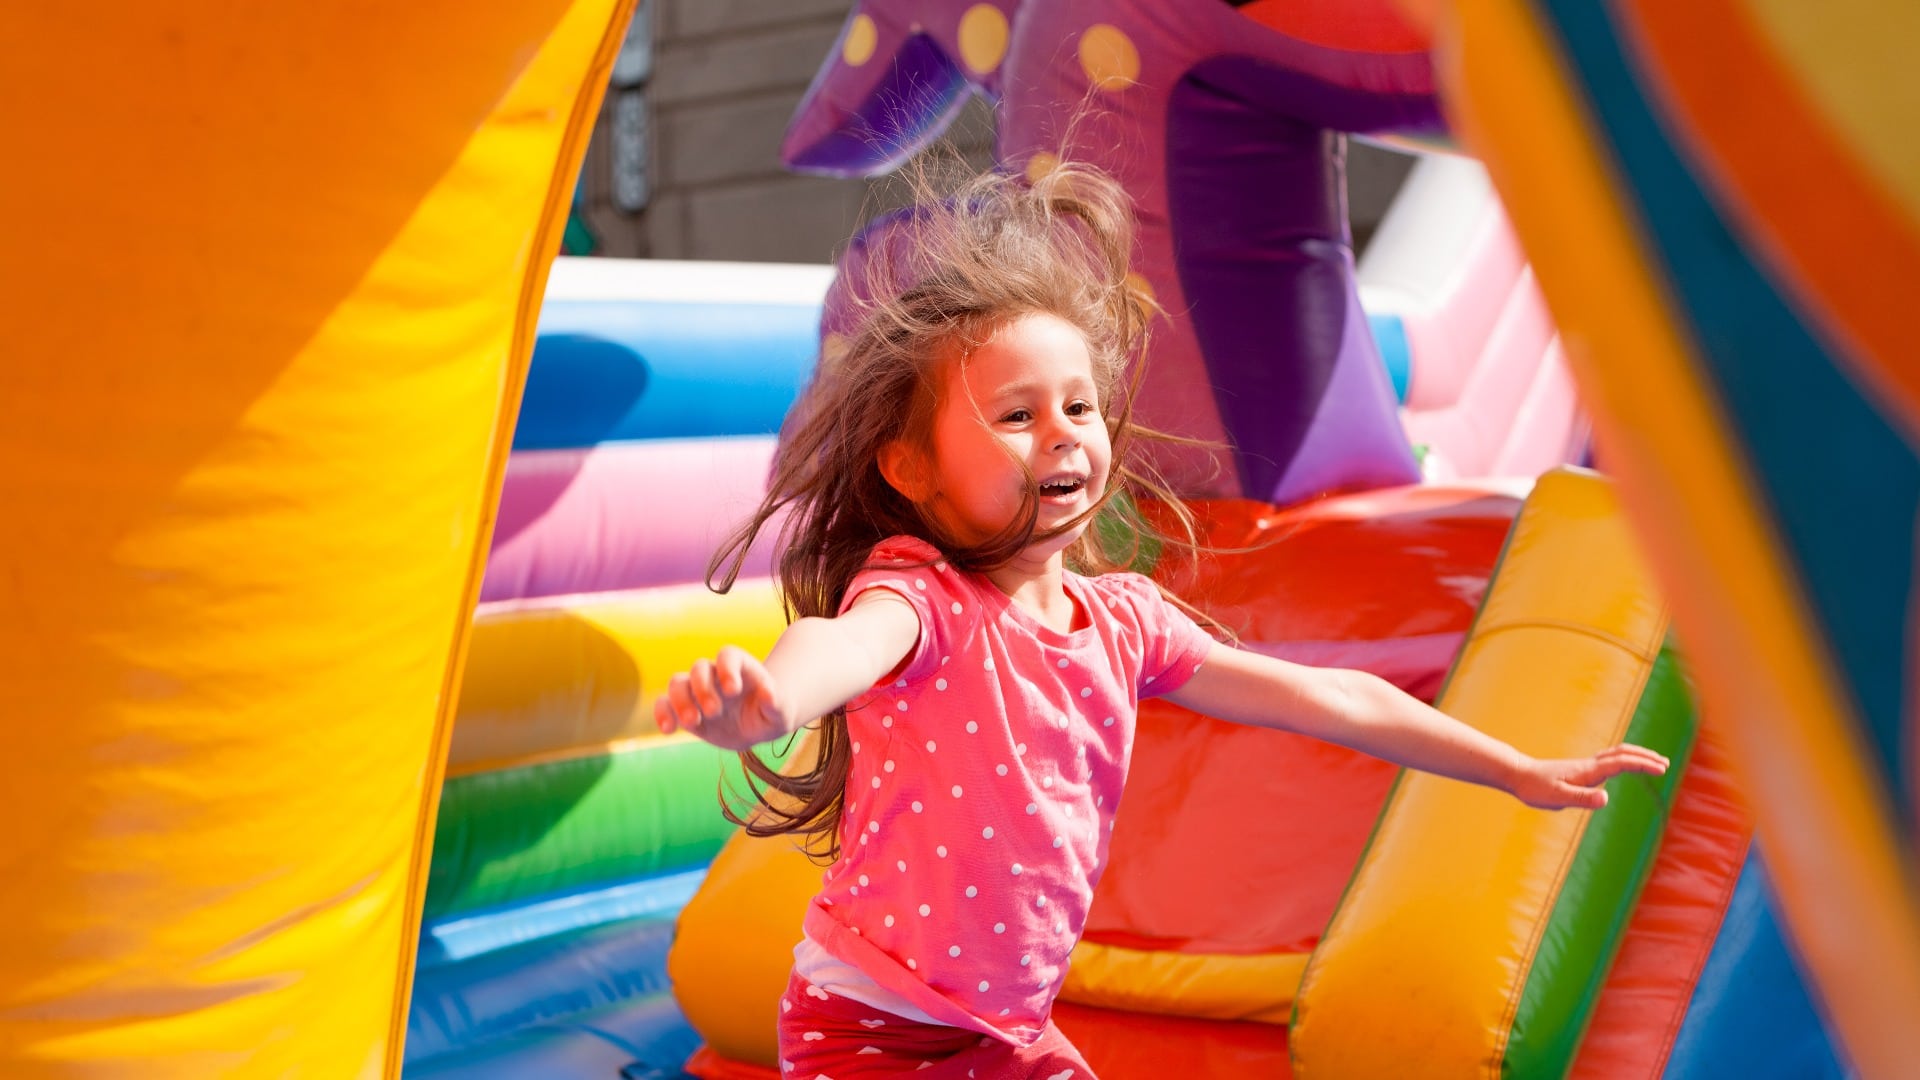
[775,972,1096,1079]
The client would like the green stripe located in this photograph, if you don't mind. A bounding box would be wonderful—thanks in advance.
[1505,641,1697,1078]
[423,739,789,920]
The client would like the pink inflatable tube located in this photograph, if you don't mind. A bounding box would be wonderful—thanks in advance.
[1358,156,1588,479]
[483,436,777,603]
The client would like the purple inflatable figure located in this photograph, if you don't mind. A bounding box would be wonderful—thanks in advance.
[783,0,1443,506]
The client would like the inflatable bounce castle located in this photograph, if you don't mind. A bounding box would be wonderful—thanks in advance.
[6,0,1912,1077]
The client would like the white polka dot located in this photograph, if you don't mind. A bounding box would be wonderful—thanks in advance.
[915,579,927,591]
[851,927,860,935]
[994,922,1006,934]
[984,658,995,672]
[999,1008,1011,1016]
[919,904,932,916]
[952,785,963,797]
[860,834,869,845]
[885,914,895,926]
[1020,954,1032,967]
[1053,836,1064,848]
[996,764,1008,776]
[942,655,950,664]
[908,958,917,970]
[951,602,963,615]
[979,980,990,992]
[884,760,896,772]
[937,845,948,857]
[1064,805,1074,816]
[926,740,937,753]
[869,821,880,833]
[912,800,924,813]
[1011,863,1023,875]
[850,886,859,895]
[950,945,962,958]
[897,699,909,711]
[965,721,978,734]
[896,678,907,688]
[1043,776,1053,788]
[859,874,870,886]
[882,716,893,728]
[966,885,978,897]
[1036,895,1047,908]
[853,742,861,753]
[1145,674,1156,684]
[936,562,947,571]
[936,678,949,691]
[1026,802,1038,814]
[1056,920,1066,933]
[1057,716,1069,730]
[871,777,881,789]
[982,826,995,839]
[1096,795,1104,807]
[1103,717,1114,728]
[1016,743,1027,755]
[1080,687,1092,698]
[897,860,907,872]
[1057,658,1069,669]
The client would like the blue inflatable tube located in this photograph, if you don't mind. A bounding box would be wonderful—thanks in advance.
[513,259,834,450]
[512,257,1434,452]
[407,874,704,1070]
[406,994,700,1079]
[1663,851,1851,1078]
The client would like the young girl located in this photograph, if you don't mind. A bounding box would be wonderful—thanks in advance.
[657,164,1668,1079]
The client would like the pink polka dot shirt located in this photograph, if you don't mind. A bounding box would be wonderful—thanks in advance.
[800,536,1215,1045]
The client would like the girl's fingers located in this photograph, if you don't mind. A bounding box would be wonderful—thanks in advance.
[1566,782,1609,809]
[1579,746,1668,780]
[733,652,773,698]
[1603,744,1671,775]
[715,648,744,697]
[689,659,722,718]
[653,694,677,734]
[666,673,702,730]
[722,650,780,727]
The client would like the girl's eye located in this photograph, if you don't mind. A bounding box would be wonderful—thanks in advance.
[1066,401,1095,417]
[1001,409,1032,423]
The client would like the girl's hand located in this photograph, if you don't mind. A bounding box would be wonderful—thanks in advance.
[1507,743,1672,810]
[655,645,797,751]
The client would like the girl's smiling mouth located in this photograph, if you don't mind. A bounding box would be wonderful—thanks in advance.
[1037,474,1088,498]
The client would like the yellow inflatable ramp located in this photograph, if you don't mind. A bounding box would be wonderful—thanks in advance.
[1292,468,1695,1077]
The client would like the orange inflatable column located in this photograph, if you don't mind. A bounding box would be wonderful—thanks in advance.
[0,1,631,1074]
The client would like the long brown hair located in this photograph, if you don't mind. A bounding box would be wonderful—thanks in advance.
[708,160,1209,861]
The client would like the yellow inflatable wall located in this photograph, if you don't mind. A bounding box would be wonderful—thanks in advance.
[0,2,632,1074]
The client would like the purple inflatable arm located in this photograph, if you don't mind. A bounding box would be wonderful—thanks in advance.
[782,1,1017,176]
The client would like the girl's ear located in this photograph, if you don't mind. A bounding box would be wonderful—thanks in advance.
[878,439,934,502]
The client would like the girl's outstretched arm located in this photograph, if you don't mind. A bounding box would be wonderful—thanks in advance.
[654,592,920,751]
[1162,643,1669,810]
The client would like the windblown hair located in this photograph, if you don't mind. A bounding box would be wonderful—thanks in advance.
[708,159,1208,861]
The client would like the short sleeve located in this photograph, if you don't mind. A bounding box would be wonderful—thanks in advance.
[836,536,972,690]
[1111,574,1215,697]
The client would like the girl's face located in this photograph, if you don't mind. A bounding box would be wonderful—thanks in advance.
[908,312,1112,562]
